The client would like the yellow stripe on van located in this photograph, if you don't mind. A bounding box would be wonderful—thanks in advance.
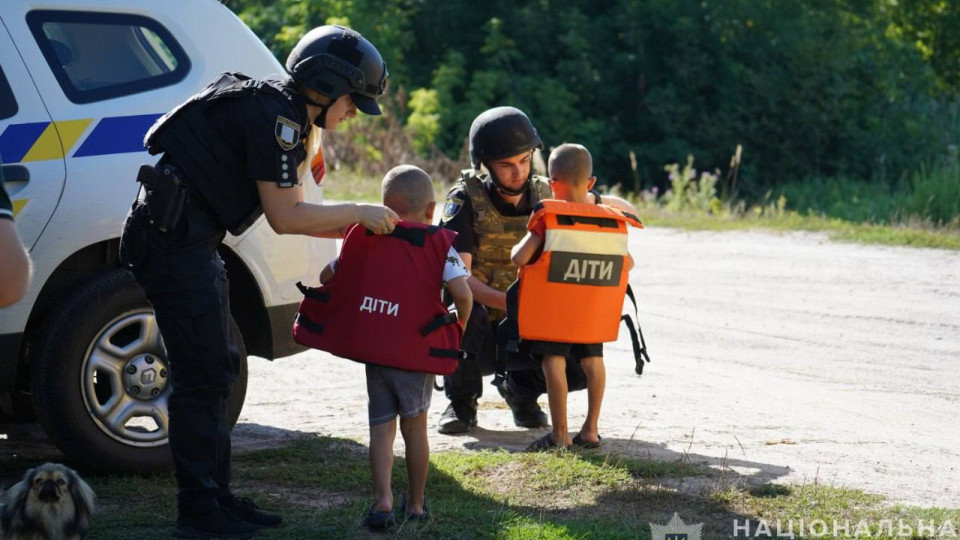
[55,119,94,156]
[12,199,27,217]
[21,119,93,162]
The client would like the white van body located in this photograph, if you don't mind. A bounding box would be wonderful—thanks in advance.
[0,0,334,471]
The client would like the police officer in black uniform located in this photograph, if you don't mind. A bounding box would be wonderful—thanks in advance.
[119,26,397,539]
[437,107,640,435]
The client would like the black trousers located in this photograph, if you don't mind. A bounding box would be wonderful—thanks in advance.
[443,302,586,404]
[120,201,240,516]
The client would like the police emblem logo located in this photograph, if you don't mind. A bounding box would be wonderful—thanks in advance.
[649,513,703,540]
[275,116,301,151]
[441,197,463,222]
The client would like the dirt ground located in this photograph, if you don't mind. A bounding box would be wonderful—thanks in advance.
[235,227,960,508]
[4,228,958,507]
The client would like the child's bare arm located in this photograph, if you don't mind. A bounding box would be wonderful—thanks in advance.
[319,261,336,284]
[311,227,347,239]
[445,276,473,329]
[596,193,639,215]
[510,232,542,266]
[627,252,635,271]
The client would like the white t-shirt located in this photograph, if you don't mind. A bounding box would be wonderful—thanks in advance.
[329,247,469,283]
[442,247,469,282]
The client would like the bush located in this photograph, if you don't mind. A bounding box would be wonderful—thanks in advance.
[227,0,960,203]
[904,148,960,225]
[662,156,722,214]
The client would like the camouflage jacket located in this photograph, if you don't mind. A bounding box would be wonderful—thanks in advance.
[445,170,551,320]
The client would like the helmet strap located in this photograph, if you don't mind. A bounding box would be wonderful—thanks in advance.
[302,91,333,128]
[490,172,530,197]
[314,104,331,128]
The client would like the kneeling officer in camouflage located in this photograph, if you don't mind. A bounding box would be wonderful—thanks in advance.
[437,107,598,433]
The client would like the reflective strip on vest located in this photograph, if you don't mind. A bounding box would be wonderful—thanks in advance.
[543,228,629,256]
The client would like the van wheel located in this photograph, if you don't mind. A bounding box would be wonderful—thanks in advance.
[30,269,248,473]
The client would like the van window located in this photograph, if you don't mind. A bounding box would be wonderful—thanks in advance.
[0,67,16,120]
[27,10,190,104]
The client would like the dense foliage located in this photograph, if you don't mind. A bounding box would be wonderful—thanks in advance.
[224,0,959,202]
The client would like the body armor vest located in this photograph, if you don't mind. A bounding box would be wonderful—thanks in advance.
[516,200,643,343]
[144,72,304,235]
[292,222,465,375]
[461,171,551,320]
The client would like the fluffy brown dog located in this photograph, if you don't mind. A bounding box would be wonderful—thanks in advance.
[0,463,95,540]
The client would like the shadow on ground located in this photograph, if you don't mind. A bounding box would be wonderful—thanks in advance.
[2,422,792,539]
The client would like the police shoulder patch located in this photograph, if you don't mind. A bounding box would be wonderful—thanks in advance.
[441,195,465,223]
[275,115,301,151]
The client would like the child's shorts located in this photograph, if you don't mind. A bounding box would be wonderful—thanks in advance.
[528,340,603,362]
[365,364,435,426]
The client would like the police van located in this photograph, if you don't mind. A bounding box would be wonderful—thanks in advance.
[0,0,334,472]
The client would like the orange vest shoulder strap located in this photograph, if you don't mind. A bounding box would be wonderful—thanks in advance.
[529,199,644,231]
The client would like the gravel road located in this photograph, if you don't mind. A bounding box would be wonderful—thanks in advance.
[236,227,960,508]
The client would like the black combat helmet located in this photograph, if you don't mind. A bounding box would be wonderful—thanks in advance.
[469,106,543,170]
[286,25,388,115]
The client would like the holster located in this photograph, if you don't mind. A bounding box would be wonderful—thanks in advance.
[137,164,187,232]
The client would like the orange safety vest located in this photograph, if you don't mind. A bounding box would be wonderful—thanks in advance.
[517,200,643,343]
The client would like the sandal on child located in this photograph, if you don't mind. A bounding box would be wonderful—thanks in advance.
[572,433,602,449]
[526,433,562,452]
[399,494,429,522]
[363,504,396,529]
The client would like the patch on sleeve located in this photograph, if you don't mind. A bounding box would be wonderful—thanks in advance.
[275,116,301,151]
[441,196,464,222]
[276,151,298,187]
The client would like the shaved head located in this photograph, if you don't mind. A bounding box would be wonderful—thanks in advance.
[381,165,435,216]
[548,143,593,187]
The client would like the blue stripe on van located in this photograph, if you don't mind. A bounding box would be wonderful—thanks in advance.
[0,121,50,163]
[72,113,162,157]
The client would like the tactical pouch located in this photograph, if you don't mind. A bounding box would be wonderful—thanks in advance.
[137,164,186,232]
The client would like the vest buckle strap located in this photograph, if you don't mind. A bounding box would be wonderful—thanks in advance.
[295,281,330,302]
[295,312,324,335]
[420,313,459,336]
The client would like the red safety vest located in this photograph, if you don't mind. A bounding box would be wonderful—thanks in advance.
[293,222,464,375]
[517,200,643,343]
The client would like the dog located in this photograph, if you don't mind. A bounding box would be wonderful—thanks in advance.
[0,463,95,540]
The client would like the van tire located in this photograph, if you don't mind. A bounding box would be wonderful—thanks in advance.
[30,269,248,473]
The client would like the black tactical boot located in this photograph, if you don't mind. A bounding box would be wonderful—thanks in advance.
[174,507,260,539]
[437,399,478,434]
[496,380,549,428]
[220,494,283,528]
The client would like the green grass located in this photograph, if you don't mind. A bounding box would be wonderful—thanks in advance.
[638,206,960,250]
[322,169,448,207]
[321,169,960,250]
[321,169,386,205]
[773,159,960,227]
[4,436,956,539]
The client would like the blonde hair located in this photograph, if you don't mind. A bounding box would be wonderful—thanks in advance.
[297,125,323,181]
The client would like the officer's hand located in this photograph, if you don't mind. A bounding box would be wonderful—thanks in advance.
[358,204,399,235]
